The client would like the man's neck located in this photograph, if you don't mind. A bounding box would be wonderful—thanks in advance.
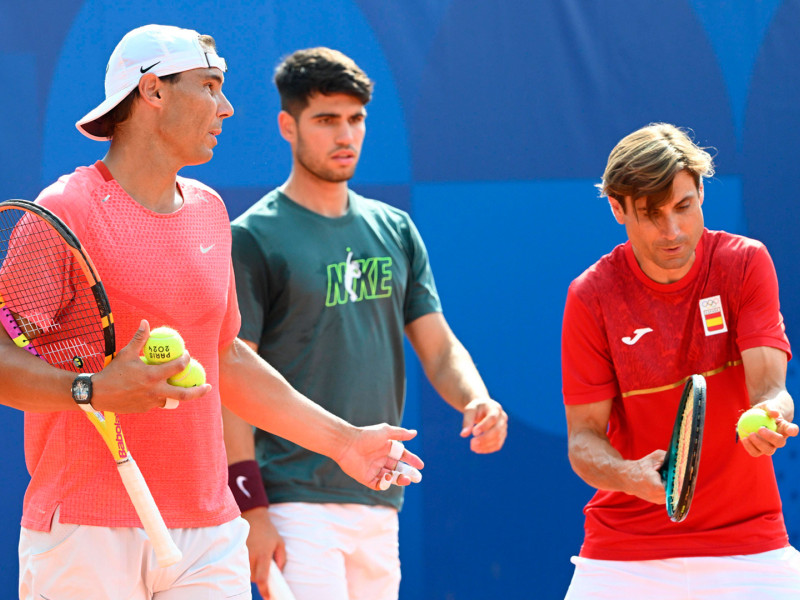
[280,171,350,218]
[103,140,183,214]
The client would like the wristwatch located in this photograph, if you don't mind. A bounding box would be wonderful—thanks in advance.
[71,373,97,413]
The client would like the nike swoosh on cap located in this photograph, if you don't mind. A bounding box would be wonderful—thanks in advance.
[140,61,161,73]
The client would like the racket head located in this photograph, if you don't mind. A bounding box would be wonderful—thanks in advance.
[0,199,115,372]
[0,200,181,566]
[660,374,707,522]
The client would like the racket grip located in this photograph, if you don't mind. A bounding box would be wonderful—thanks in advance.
[268,559,297,600]
[117,458,183,568]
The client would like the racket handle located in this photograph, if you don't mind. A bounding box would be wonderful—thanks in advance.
[268,559,297,600]
[117,458,183,567]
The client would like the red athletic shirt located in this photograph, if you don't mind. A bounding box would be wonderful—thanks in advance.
[562,230,791,560]
[22,161,241,530]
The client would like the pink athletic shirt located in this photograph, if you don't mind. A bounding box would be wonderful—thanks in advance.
[22,161,241,531]
[562,230,791,560]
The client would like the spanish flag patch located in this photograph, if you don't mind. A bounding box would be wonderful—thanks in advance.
[699,295,727,336]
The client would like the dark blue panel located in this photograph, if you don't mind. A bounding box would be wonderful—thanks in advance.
[353,0,452,120]
[216,187,275,222]
[688,0,782,142]
[218,185,410,223]
[420,381,590,599]
[413,179,626,435]
[2,53,40,201]
[351,184,412,214]
[0,0,83,102]
[742,0,800,542]
[412,0,737,182]
[0,407,27,597]
[42,0,410,189]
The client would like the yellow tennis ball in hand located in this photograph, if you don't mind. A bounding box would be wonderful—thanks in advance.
[144,326,185,364]
[736,408,777,438]
[167,357,206,387]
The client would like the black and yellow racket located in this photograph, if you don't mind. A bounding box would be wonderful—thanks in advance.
[659,374,707,522]
[0,199,181,567]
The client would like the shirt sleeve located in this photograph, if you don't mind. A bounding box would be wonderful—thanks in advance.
[230,224,267,345]
[736,243,791,359]
[561,281,620,405]
[401,215,442,324]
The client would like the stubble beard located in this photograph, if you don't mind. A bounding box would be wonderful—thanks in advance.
[295,144,357,184]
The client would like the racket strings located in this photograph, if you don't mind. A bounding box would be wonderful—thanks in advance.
[0,208,108,373]
[670,397,695,508]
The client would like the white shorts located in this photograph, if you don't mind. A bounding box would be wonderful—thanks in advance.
[564,547,800,599]
[268,502,400,600]
[19,509,252,600]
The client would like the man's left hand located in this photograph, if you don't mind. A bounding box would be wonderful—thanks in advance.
[460,397,508,453]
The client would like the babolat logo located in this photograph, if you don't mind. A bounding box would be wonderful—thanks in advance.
[115,421,127,459]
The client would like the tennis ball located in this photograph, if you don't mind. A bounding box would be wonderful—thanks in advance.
[167,357,206,388]
[736,408,777,438]
[144,327,185,364]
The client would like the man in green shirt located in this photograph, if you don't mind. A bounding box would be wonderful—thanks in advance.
[223,47,508,600]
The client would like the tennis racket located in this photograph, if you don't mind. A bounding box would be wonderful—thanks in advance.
[659,373,707,522]
[0,199,182,567]
[268,559,297,600]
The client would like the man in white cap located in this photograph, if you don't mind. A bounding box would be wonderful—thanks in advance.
[6,24,423,600]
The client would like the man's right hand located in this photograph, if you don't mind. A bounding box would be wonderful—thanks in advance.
[622,449,668,505]
[92,319,211,412]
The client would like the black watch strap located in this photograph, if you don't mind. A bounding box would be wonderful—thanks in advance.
[71,373,97,413]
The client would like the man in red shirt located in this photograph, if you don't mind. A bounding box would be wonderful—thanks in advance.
[562,123,800,598]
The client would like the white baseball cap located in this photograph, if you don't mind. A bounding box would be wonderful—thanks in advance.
[76,24,227,141]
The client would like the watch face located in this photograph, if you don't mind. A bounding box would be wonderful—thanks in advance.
[74,380,90,403]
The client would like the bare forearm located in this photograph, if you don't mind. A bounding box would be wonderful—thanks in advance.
[569,428,630,492]
[0,337,76,412]
[222,405,257,464]
[568,429,665,503]
[219,339,356,461]
[423,340,489,412]
[742,346,794,420]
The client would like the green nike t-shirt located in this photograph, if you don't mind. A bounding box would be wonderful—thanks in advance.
[231,189,441,509]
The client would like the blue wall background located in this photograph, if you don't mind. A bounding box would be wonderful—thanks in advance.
[3,1,800,598]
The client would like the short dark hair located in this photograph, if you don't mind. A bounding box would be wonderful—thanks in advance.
[274,47,373,116]
[598,123,715,214]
